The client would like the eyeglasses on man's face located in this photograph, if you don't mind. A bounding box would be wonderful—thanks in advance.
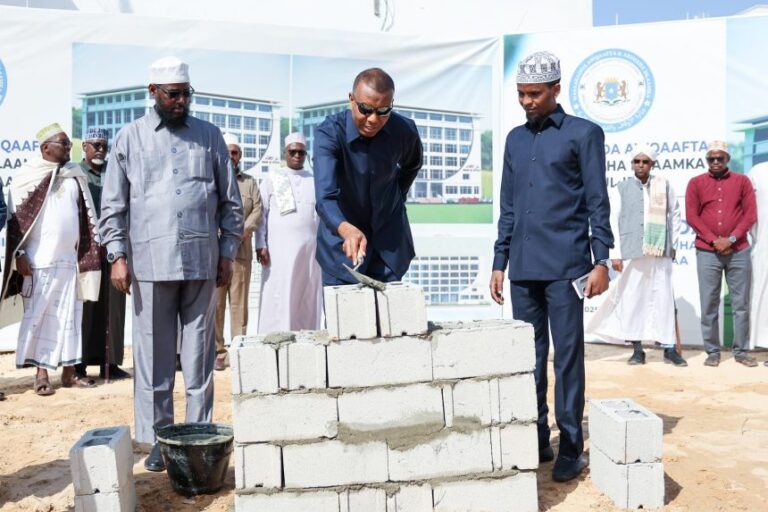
[155,85,195,99]
[288,149,307,157]
[632,159,651,165]
[229,150,241,156]
[47,140,72,148]
[86,142,108,151]
[706,156,726,163]
[351,97,393,117]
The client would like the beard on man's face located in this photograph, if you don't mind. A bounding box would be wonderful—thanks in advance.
[155,104,189,127]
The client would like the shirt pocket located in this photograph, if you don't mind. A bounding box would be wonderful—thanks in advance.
[189,148,213,181]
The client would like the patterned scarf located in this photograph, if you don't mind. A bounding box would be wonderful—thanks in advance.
[270,168,297,215]
[643,175,668,256]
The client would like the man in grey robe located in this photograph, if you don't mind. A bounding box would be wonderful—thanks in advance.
[99,57,243,471]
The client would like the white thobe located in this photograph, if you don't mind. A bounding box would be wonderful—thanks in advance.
[749,164,768,348]
[16,177,83,369]
[587,177,680,346]
[255,168,322,333]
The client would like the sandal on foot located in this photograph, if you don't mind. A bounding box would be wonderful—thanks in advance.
[62,367,97,388]
[34,377,55,396]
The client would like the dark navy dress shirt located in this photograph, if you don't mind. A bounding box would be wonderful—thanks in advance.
[313,109,423,282]
[493,105,613,281]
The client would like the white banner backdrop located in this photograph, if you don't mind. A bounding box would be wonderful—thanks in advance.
[501,19,731,346]
[0,7,502,348]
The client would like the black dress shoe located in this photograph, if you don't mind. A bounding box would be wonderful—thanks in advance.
[100,365,132,380]
[552,454,588,482]
[627,350,646,365]
[664,349,688,367]
[539,445,555,463]
[144,443,166,472]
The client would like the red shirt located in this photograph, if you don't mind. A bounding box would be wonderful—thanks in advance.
[685,169,757,252]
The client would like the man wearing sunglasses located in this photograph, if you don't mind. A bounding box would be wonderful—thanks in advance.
[313,67,423,285]
[75,128,129,383]
[587,145,687,367]
[686,141,757,368]
[255,132,322,333]
[490,51,613,483]
[99,57,244,471]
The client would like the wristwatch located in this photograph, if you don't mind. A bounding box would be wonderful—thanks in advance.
[728,235,737,244]
[594,259,610,268]
[107,251,126,263]
[14,249,26,258]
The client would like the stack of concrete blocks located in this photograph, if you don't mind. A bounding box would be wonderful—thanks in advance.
[230,282,540,512]
[69,425,136,512]
[589,399,665,509]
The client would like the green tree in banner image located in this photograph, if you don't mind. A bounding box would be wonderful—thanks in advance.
[72,107,82,139]
[481,130,493,200]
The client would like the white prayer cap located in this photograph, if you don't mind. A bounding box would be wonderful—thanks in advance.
[631,144,658,162]
[517,51,561,84]
[284,132,307,148]
[707,140,730,156]
[84,127,109,142]
[36,123,65,144]
[222,132,240,147]
[149,56,190,84]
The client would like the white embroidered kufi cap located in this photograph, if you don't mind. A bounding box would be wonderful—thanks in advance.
[36,123,66,144]
[517,51,561,84]
[632,144,658,161]
[149,56,190,84]
[284,132,307,147]
[222,132,240,147]
[706,140,729,156]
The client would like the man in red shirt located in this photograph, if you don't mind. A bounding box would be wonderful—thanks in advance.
[686,141,758,367]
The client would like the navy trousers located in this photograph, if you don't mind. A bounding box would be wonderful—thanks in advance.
[510,279,585,459]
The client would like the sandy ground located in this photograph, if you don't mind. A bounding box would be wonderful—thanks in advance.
[0,344,767,512]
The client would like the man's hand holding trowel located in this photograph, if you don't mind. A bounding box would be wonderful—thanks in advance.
[338,221,367,266]
[338,221,387,291]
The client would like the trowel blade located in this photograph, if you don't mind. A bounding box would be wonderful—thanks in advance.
[343,264,387,291]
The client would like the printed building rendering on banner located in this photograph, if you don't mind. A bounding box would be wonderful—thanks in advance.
[298,101,483,204]
[79,86,281,174]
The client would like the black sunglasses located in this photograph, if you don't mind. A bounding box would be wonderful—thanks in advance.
[288,149,307,156]
[707,156,726,163]
[155,84,195,99]
[352,97,393,117]
[86,142,108,151]
[632,159,651,165]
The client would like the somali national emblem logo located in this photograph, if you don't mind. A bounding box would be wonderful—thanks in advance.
[569,49,654,132]
[0,58,7,107]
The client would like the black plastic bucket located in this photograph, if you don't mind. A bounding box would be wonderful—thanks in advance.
[156,423,234,497]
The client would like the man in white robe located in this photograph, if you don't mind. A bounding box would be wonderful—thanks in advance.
[748,163,768,360]
[255,133,322,333]
[1,123,101,395]
[588,145,687,366]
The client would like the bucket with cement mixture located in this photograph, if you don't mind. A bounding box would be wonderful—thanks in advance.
[156,423,234,496]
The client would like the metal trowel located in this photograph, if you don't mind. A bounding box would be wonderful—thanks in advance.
[343,256,387,291]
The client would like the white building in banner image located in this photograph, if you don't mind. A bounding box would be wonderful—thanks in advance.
[79,86,281,174]
[297,102,483,203]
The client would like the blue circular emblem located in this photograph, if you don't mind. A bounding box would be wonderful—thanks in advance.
[0,59,7,107]
[569,49,654,132]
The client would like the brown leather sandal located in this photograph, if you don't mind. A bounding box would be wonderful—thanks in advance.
[61,367,97,388]
[34,376,55,396]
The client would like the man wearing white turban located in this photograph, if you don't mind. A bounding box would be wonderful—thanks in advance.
[588,145,687,366]
[255,132,322,333]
